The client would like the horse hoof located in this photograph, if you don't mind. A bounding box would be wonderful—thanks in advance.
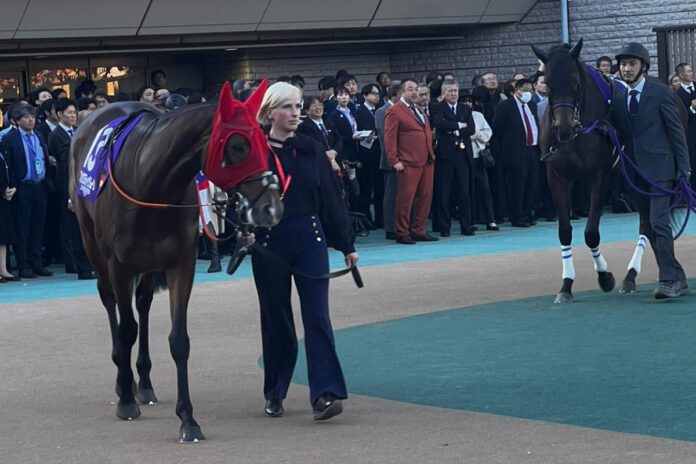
[598,271,615,293]
[619,280,636,294]
[554,292,573,304]
[136,389,159,405]
[116,401,141,421]
[179,424,206,444]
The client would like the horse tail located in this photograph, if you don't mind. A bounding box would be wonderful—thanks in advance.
[151,272,168,293]
[136,272,168,294]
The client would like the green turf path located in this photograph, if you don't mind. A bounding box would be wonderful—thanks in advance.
[292,280,696,441]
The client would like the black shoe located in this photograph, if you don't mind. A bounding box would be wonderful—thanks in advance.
[511,222,530,228]
[545,216,557,222]
[313,394,343,421]
[19,270,37,279]
[385,232,397,240]
[264,399,284,417]
[77,271,97,280]
[65,267,78,274]
[33,267,53,277]
[412,234,439,242]
[654,281,689,299]
[440,231,450,237]
[486,223,500,231]
[460,227,475,236]
[0,273,20,282]
[396,235,417,244]
[528,219,537,226]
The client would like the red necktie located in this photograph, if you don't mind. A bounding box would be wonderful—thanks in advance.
[521,103,534,146]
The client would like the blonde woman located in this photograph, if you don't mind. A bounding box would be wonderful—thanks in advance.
[253,82,358,420]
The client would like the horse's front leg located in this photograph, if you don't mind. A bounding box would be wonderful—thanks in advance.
[585,171,615,292]
[166,255,205,444]
[548,166,575,303]
[135,273,158,405]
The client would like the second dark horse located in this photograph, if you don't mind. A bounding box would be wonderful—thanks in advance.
[532,39,617,303]
[70,83,283,442]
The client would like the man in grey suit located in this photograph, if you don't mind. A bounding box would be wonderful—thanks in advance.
[375,83,401,240]
[610,43,691,299]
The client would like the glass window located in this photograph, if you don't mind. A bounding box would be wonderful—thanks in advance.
[28,58,89,99]
[91,65,146,100]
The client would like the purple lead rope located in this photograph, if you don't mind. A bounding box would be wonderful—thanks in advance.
[575,120,696,238]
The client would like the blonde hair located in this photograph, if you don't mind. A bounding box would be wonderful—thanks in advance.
[256,82,301,125]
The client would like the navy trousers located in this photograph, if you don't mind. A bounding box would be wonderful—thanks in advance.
[630,180,686,283]
[13,181,48,272]
[251,215,347,405]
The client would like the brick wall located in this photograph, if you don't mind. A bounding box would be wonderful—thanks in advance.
[568,0,696,77]
[202,0,696,96]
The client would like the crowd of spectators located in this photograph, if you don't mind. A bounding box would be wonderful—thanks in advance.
[2,57,693,283]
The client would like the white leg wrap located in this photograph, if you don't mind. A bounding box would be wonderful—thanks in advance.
[561,246,575,280]
[627,235,647,274]
[590,246,608,272]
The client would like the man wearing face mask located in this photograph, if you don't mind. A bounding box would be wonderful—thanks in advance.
[492,78,540,227]
[609,42,691,299]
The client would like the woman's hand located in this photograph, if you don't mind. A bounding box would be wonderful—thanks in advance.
[344,252,359,268]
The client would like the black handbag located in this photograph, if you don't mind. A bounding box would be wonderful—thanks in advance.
[479,147,495,168]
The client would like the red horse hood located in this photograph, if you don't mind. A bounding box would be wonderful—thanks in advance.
[205,79,268,190]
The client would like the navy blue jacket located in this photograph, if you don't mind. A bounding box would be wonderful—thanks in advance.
[0,128,50,183]
[269,134,355,255]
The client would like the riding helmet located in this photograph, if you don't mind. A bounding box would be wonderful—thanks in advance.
[615,43,651,70]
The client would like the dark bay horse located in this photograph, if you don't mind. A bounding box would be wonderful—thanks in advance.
[532,39,617,303]
[70,83,283,443]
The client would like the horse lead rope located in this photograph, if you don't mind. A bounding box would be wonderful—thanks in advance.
[107,157,232,243]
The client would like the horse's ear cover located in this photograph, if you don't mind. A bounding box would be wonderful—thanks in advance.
[206,79,269,190]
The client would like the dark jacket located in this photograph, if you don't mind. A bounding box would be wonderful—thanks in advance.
[431,101,476,161]
[491,97,540,168]
[610,80,691,182]
[675,86,696,163]
[326,108,359,162]
[354,104,381,163]
[269,134,355,255]
[47,125,73,193]
[0,128,50,183]
[296,117,343,154]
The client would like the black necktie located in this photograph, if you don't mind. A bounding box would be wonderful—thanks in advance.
[68,128,74,138]
[318,123,329,148]
[629,90,639,116]
[410,105,423,125]
[451,105,456,116]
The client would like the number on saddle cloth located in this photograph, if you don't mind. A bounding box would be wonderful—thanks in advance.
[77,111,148,203]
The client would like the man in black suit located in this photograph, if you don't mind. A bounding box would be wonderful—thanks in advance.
[674,62,696,191]
[492,78,540,227]
[354,83,383,226]
[297,96,343,167]
[431,79,476,236]
[48,98,95,280]
[611,43,691,299]
[35,97,61,267]
[0,105,52,278]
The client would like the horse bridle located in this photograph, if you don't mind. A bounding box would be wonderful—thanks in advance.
[108,154,279,240]
[548,61,587,151]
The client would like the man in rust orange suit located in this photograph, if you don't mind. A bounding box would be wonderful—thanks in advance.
[384,79,438,244]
